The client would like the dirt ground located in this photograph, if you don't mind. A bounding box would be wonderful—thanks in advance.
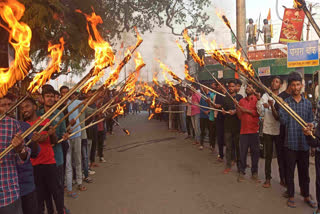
[66,112,317,214]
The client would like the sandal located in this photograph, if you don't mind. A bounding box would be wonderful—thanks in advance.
[83,177,93,183]
[78,185,87,191]
[287,199,296,208]
[262,180,271,188]
[67,191,79,199]
[305,199,317,208]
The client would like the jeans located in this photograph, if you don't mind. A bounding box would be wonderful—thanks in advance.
[285,148,310,198]
[33,164,64,214]
[315,151,320,209]
[81,139,89,178]
[97,131,105,158]
[179,105,187,133]
[216,118,225,159]
[209,120,216,148]
[66,137,82,192]
[191,114,200,142]
[275,134,287,184]
[263,134,279,180]
[21,190,38,214]
[0,198,23,214]
[239,133,260,175]
[87,139,92,163]
[200,118,209,146]
[225,130,240,169]
[186,116,194,137]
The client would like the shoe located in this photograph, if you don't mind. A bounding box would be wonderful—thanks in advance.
[237,173,245,182]
[199,146,204,150]
[223,168,231,174]
[89,169,96,175]
[262,180,271,188]
[99,157,107,163]
[251,174,261,183]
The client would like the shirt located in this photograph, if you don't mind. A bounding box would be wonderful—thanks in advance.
[191,93,201,116]
[209,92,216,121]
[215,94,225,121]
[200,93,210,119]
[239,95,260,134]
[67,99,82,139]
[0,117,30,208]
[38,109,66,166]
[258,93,280,135]
[186,96,192,116]
[223,94,243,132]
[28,118,56,166]
[279,96,313,151]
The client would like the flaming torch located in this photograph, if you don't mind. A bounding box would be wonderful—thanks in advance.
[0,0,32,97]
[294,0,320,38]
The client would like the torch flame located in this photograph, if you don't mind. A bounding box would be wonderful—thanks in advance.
[201,35,228,66]
[148,113,154,120]
[153,75,159,86]
[180,97,187,103]
[293,0,304,9]
[227,47,255,78]
[155,104,162,113]
[124,129,130,135]
[112,104,125,119]
[76,9,115,93]
[28,37,65,93]
[184,64,195,82]
[0,0,32,98]
[157,60,181,83]
[124,52,144,97]
[175,40,185,54]
[150,96,156,109]
[216,12,231,29]
[183,29,204,66]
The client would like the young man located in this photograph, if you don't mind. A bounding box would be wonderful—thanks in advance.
[279,72,316,208]
[199,86,210,150]
[37,87,69,211]
[246,18,257,50]
[222,80,243,174]
[257,76,282,188]
[0,94,30,214]
[208,82,217,153]
[261,19,272,50]
[20,97,64,214]
[235,79,242,94]
[60,86,87,194]
[215,82,226,162]
[237,83,260,183]
[190,87,201,146]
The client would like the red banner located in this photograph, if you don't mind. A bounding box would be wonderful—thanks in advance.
[279,8,305,43]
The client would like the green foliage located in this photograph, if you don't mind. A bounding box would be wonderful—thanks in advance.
[20,0,214,75]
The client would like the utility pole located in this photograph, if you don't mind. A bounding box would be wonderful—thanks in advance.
[236,0,247,53]
[306,3,312,41]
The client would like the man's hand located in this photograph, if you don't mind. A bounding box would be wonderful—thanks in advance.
[31,132,42,143]
[62,133,70,141]
[303,124,314,136]
[311,148,316,157]
[268,99,274,107]
[263,103,270,109]
[70,119,76,126]
[12,134,24,153]
[215,104,221,109]
[221,108,226,115]
[48,126,56,136]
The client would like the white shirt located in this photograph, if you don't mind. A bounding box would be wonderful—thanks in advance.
[259,93,280,135]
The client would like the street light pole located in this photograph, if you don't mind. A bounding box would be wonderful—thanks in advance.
[236,0,247,53]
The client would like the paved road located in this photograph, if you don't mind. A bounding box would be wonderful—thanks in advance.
[66,112,317,214]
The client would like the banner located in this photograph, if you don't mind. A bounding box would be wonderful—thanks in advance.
[258,66,271,76]
[287,40,319,68]
[279,8,305,43]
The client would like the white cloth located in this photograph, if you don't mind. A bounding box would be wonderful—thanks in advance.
[259,93,280,135]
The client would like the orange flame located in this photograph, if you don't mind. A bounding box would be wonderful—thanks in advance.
[227,47,255,78]
[124,129,130,135]
[144,83,158,97]
[175,40,185,54]
[155,104,162,113]
[124,52,144,97]
[293,0,303,9]
[148,113,154,120]
[180,97,187,103]
[201,35,228,66]
[157,60,181,83]
[153,76,159,86]
[112,104,125,119]
[0,0,32,98]
[28,37,65,93]
[76,9,115,93]
[161,70,180,102]
[150,96,156,109]
[184,64,195,82]
[183,29,204,66]
[104,28,143,88]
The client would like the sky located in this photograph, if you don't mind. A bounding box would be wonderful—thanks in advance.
[50,0,320,89]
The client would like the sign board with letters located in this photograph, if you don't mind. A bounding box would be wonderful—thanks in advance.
[287,40,319,68]
[258,66,271,76]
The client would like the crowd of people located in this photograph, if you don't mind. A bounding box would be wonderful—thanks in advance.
[0,84,126,214]
[1,71,320,213]
[150,71,320,212]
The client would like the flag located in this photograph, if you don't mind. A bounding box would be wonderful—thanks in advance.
[267,8,271,21]
[120,42,124,49]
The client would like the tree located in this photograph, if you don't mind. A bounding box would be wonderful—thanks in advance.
[19,0,214,75]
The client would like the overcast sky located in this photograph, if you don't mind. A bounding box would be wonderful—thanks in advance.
[50,0,320,89]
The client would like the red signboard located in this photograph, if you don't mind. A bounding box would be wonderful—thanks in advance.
[279,8,305,43]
